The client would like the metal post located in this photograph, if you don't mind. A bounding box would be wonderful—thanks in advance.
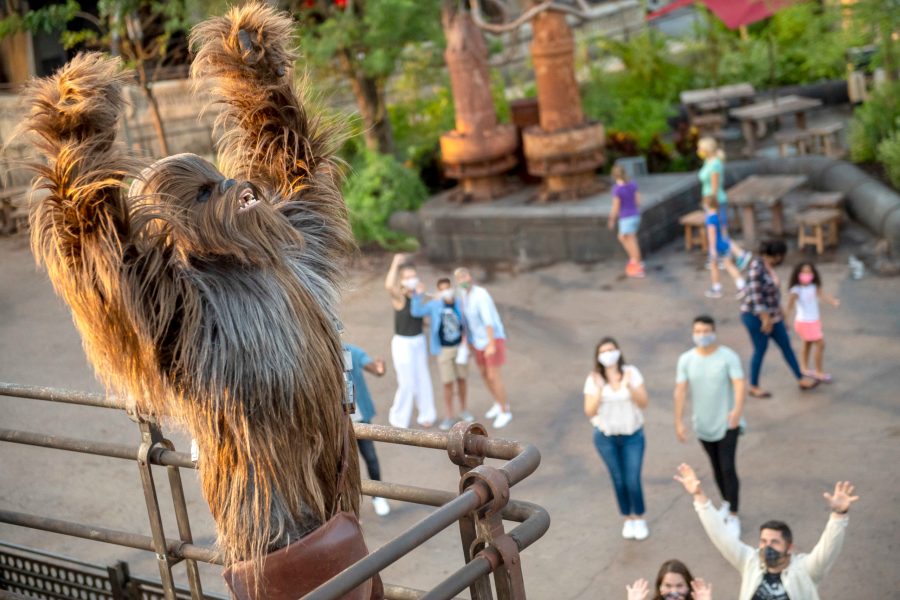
[136,419,178,600]
[447,422,493,600]
[107,561,140,600]
[161,439,204,600]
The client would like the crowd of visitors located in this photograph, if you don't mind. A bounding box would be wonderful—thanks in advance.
[351,139,856,599]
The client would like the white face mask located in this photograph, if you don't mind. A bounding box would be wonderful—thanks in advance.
[401,277,419,290]
[440,289,454,301]
[598,349,621,367]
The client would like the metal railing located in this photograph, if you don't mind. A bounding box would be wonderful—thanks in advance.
[0,382,550,600]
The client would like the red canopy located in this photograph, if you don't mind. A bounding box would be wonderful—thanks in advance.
[647,0,804,30]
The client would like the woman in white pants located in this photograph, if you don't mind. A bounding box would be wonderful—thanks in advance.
[385,254,436,428]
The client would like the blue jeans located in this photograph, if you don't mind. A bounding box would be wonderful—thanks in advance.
[740,312,803,386]
[592,427,646,516]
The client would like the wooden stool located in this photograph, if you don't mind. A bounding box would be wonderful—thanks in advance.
[679,210,708,252]
[797,209,841,255]
[807,191,845,223]
[691,113,726,137]
[809,122,845,158]
[775,129,813,157]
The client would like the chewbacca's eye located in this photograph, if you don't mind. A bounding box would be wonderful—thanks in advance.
[196,184,213,204]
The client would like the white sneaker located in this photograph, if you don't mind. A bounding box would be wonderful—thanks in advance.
[622,520,635,539]
[485,403,502,419]
[492,411,513,429]
[631,519,649,540]
[717,501,731,521]
[372,497,391,517]
[725,514,741,539]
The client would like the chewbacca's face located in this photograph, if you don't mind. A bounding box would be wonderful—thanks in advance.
[130,153,302,264]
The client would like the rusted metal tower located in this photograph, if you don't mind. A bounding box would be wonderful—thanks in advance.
[440,10,519,202]
[468,0,607,201]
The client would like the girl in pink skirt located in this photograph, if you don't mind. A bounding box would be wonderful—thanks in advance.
[786,262,840,382]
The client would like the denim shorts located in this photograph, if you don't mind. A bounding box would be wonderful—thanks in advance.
[618,215,641,235]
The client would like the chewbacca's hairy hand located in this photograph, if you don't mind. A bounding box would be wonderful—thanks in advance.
[21,52,129,151]
[190,2,297,84]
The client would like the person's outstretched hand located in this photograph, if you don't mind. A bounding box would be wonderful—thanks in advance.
[674,463,701,495]
[373,359,386,377]
[692,578,712,600]
[626,578,649,600]
[824,481,859,514]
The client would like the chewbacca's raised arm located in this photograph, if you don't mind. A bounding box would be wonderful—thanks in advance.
[190,3,354,267]
[21,53,138,276]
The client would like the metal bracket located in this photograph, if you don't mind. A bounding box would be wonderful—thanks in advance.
[459,465,525,599]
[460,465,510,517]
[447,421,488,469]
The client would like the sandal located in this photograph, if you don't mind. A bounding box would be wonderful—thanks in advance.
[813,372,833,383]
[749,388,772,399]
[799,378,820,391]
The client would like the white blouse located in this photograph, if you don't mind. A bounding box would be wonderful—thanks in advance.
[583,365,645,436]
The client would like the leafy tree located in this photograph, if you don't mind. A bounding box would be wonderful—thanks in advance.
[846,0,900,82]
[0,0,191,157]
[291,0,443,155]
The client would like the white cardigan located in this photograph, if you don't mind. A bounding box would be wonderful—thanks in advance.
[693,499,848,600]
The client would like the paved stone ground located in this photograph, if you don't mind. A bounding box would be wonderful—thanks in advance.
[2,228,899,599]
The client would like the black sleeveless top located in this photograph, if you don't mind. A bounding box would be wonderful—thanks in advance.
[394,296,423,337]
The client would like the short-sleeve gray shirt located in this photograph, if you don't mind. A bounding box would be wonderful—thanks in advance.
[676,346,745,442]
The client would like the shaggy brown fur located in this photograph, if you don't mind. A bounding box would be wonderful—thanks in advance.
[19,2,359,579]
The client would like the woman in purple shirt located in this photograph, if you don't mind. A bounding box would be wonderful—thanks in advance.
[608,165,644,278]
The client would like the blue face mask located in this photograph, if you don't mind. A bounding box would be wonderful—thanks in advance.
[693,333,716,348]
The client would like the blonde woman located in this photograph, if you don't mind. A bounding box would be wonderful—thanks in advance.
[697,137,730,233]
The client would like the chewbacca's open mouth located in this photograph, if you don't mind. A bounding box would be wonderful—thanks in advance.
[237,187,260,212]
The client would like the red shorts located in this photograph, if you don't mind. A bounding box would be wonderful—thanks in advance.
[474,338,506,368]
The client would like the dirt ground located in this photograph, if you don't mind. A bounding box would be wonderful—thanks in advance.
[2,231,899,599]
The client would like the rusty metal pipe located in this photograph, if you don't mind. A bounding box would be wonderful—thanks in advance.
[0,382,118,409]
[355,423,538,467]
[0,510,221,565]
[362,480,540,524]
[0,428,195,469]
[422,555,494,600]
[422,504,550,600]
[303,488,489,599]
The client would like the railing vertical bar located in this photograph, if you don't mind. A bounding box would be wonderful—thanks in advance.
[161,439,205,600]
[136,420,178,600]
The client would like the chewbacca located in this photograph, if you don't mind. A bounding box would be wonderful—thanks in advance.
[20,3,379,597]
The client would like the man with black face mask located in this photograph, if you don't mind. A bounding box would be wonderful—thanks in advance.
[675,463,857,600]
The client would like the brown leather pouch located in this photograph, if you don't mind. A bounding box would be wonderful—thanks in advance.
[223,510,383,600]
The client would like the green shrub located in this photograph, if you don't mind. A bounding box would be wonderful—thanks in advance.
[849,81,900,163]
[343,150,428,250]
[692,3,850,88]
[877,130,900,189]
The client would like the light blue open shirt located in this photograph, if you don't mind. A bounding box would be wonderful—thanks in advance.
[461,286,506,351]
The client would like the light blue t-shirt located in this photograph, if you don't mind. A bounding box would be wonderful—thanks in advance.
[675,345,745,442]
[698,157,727,204]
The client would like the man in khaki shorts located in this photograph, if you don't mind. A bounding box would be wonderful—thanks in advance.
[412,277,472,431]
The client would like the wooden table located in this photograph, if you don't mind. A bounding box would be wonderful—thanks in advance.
[681,83,756,116]
[729,95,823,156]
[726,175,808,247]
